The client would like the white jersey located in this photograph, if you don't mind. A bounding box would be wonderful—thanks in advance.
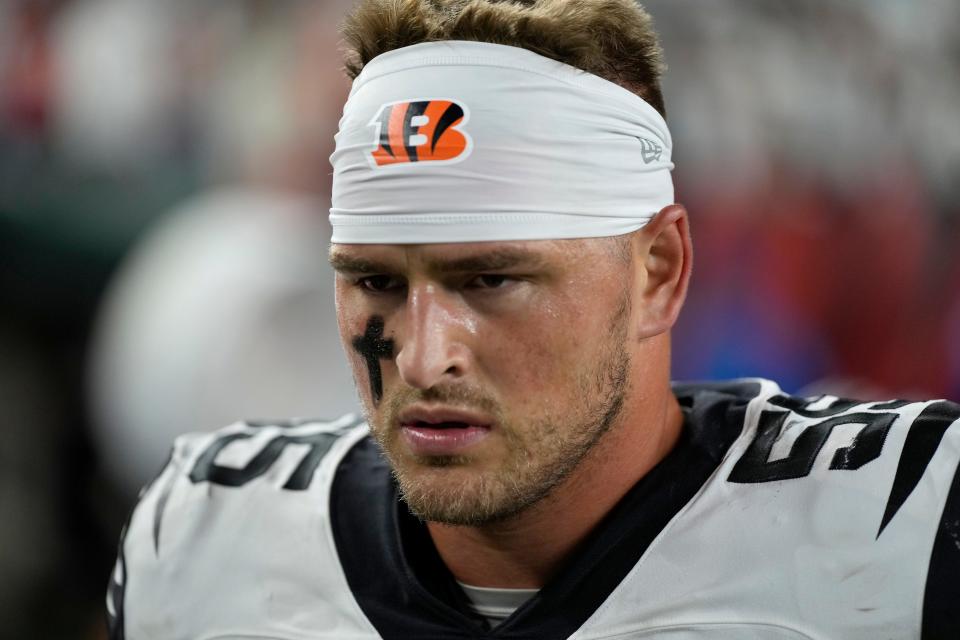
[107,380,960,639]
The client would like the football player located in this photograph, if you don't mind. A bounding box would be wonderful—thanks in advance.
[107,1,960,638]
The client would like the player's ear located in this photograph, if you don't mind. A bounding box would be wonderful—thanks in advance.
[629,203,692,338]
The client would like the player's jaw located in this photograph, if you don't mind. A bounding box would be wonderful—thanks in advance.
[367,336,630,527]
[368,383,528,525]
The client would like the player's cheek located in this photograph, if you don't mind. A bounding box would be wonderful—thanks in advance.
[332,294,371,391]
[333,282,370,344]
[332,279,352,332]
[492,317,589,411]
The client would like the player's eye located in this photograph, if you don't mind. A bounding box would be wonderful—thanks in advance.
[358,275,403,292]
[466,274,511,289]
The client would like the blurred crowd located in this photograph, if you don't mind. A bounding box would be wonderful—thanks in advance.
[658,0,960,399]
[0,0,957,638]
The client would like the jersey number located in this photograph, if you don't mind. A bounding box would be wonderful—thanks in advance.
[189,423,349,491]
[728,396,910,483]
[728,396,960,537]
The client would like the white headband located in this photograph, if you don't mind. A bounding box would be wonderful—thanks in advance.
[329,40,673,244]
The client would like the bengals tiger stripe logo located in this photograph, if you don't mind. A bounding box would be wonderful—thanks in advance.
[368,99,472,167]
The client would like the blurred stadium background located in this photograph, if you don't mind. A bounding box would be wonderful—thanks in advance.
[0,0,958,637]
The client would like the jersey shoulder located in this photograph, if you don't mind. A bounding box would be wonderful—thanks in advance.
[720,387,960,635]
[581,383,960,638]
[725,388,960,505]
[107,414,381,640]
[674,378,960,503]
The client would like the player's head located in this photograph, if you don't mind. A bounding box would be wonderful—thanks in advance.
[329,0,691,526]
[340,0,667,117]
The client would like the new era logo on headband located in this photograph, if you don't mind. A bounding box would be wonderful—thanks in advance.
[369,99,472,167]
[639,137,663,164]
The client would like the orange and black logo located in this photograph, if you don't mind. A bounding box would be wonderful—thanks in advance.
[368,99,472,167]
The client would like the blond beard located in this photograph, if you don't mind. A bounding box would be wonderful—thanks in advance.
[366,297,631,526]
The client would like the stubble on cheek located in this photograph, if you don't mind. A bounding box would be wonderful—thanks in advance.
[373,383,505,458]
[366,383,521,524]
[363,284,633,527]
[368,341,630,527]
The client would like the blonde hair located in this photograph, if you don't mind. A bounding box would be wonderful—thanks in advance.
[341,0,667,116]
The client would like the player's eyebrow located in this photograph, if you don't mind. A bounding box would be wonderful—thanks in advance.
[328,253,394,274]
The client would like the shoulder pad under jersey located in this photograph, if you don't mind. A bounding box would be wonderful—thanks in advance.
[106,414,381,640]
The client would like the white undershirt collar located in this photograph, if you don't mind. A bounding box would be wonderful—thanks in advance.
[456,581,540,628]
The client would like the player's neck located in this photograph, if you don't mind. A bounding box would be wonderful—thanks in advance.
[426,378,684,589]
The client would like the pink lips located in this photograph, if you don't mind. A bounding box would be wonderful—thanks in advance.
[398,406,493,456]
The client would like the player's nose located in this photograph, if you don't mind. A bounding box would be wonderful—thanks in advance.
[395,284,470,390]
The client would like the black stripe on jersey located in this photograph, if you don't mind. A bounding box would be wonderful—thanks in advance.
[769,394,863,418]
[152,454,182,554]
[878,401,960,538]
[921,457,960,638]
[871,400,911,411]
[330,381,757,639]
[244,416,360,429]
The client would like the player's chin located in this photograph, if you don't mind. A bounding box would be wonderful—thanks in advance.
[392,446,489,475]
[391,447,499,492]
[395,466,520,526]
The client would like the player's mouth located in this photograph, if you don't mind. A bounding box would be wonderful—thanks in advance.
[397,406,493,456]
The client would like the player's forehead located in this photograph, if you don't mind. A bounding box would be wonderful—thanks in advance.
[328,239,596,274]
